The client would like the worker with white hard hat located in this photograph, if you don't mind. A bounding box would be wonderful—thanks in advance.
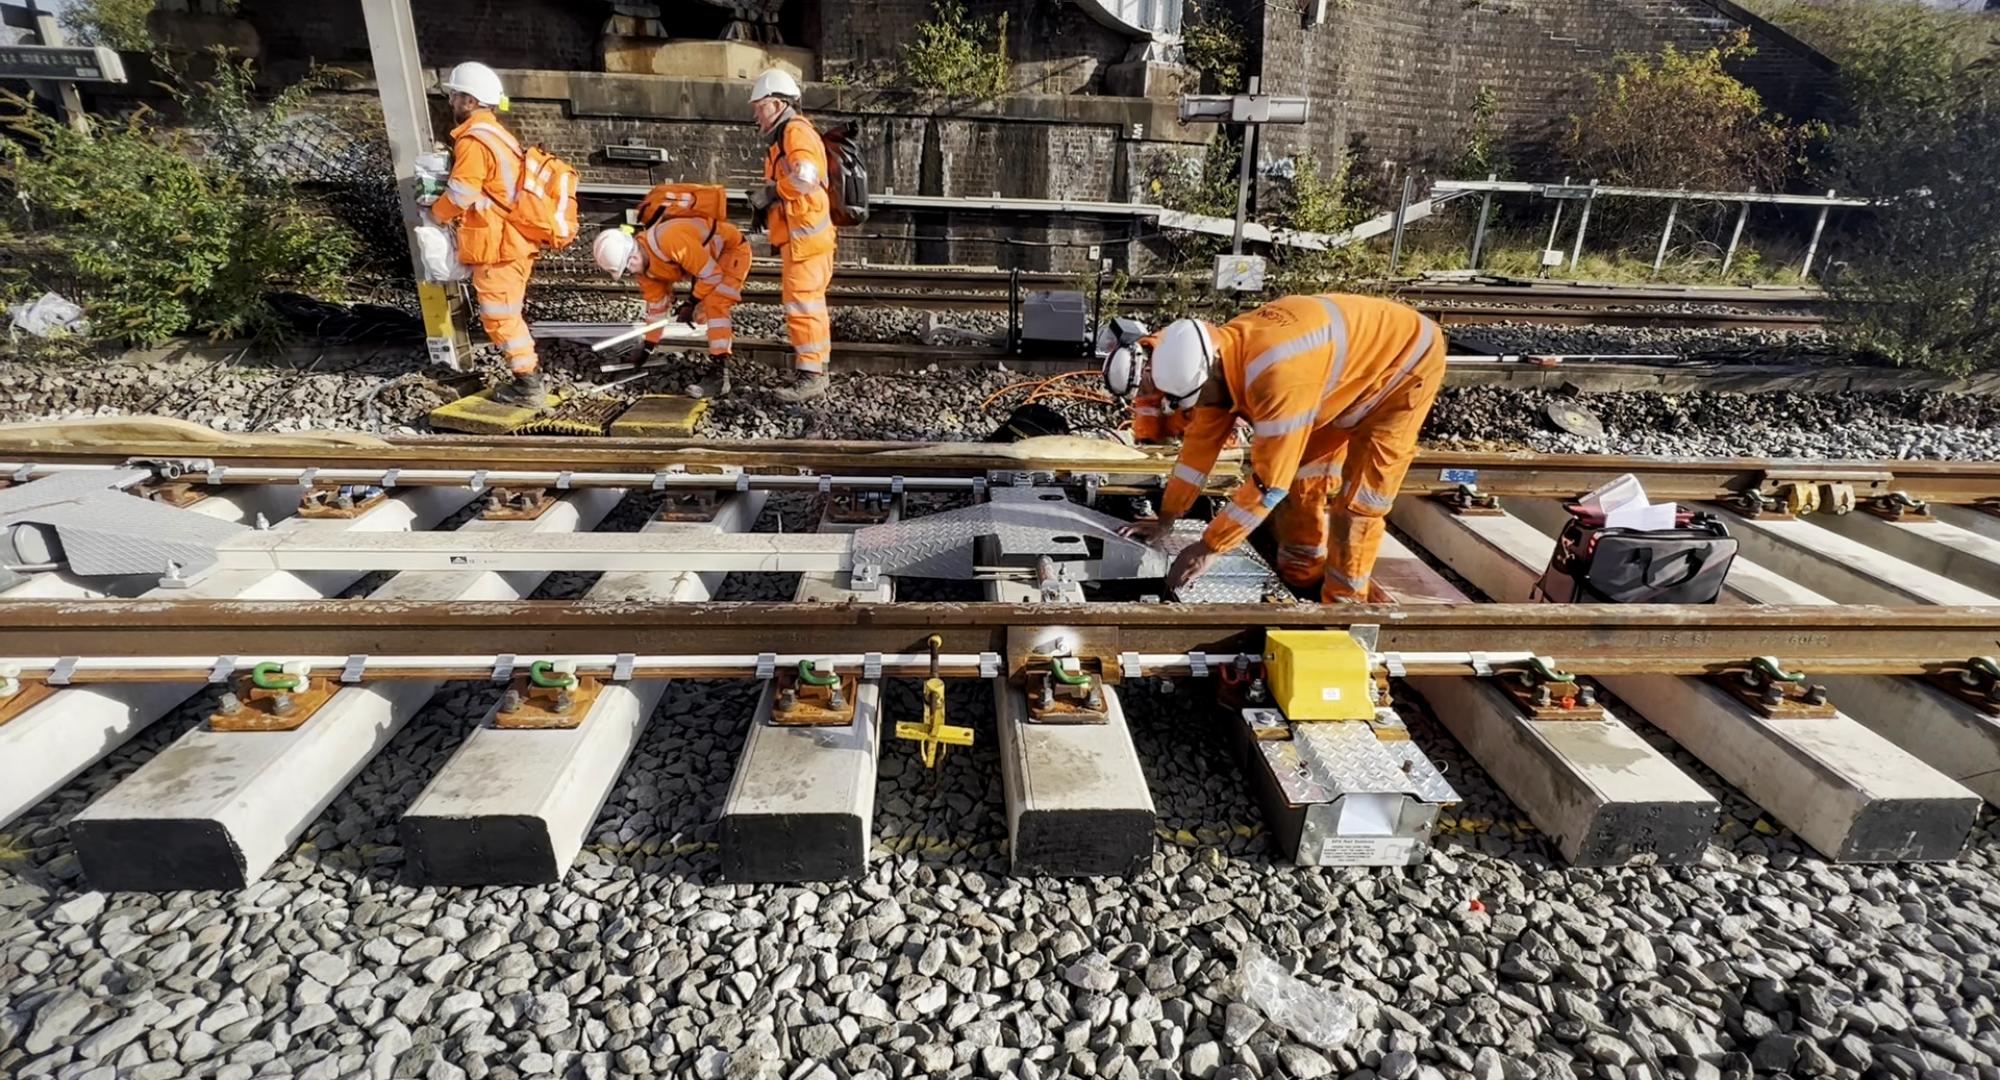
[1107,294,1445,603]
[749,68,837,404]
[591,213,750,397]
[427,61,546,408]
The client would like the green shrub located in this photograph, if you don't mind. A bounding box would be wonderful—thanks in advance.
[900,0,1010,101]
[0,52,359,348]
[1180,1,1246,93]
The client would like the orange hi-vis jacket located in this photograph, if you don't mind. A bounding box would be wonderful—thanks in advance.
[435,109,535,265]
[634,218,750,354]
[1159,294,1444,558]
[762,114,836,262]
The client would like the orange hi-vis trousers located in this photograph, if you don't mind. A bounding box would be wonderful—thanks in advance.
[471,256,538,375]
[780,250,834,376]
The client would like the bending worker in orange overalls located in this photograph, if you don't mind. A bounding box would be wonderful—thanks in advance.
[749,70,837,403]
[591,216,750,397]
[426,62,545,408]
[1107,294,1445,602]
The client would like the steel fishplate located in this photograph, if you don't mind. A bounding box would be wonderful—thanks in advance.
[771,660,859,726]
[210,663,338,732]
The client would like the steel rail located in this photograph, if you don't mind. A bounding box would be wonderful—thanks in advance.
[2,438,1993,503]
[0,601,1993,679]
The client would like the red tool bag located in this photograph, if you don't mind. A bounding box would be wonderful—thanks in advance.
[1532,504,1738,604]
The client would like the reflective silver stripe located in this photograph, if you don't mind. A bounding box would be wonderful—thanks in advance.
[696,259,723,285]
[444,187,481,209]
[790,219,832,241]
[709,338,733,352]
[1350,485,1396,513]
[1281,544,1328,559]
[783,299,828,316]
[447,178,479,197]
[1220,503,1266,530]
[1295,459,1339,479]
[714,285,742,300]
[1253,411,1316,438]
[641,228,669,265]
[1326,567,1369,592]
[1133,404,1161,417]
[480,302,521,317]
[707,318,732,330]
[463,124,522,203]
[645,304,673,316]
[1172,463,1206,486]
[1312,296,1352,398]
[1244,325,1334,386]
[1333,316,1437,429]
[795,340,830,355]
[499,335,535,353]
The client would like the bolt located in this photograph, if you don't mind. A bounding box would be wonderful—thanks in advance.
[335,492,354,510]
[1578,685,1597,708]
[1159,677,1176,694]
[829,684,846,709]
[778,687,798,711]
[1038,674,1055,710]
[1534,685,1553,708]
[1761,684,1785,707]
[499,689,523,714]
[554,690,574,714]
[1086,684,1104,711]
[1248,677,1267,704]
[272,692,294,717]
[1804,684,1828,706]
[218,691,242,715]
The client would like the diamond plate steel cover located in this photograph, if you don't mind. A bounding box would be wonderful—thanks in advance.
[1163,520,1297,605]
[1377,737,1460,805]
[852,487,1169,581]
[1260,739,1335,804]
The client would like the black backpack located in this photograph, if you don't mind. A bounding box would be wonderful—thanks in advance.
[1533,505,1738,604]
[819,123,870,227]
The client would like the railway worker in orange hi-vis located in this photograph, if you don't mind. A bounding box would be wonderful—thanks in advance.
[748,69,837,404]
[425,62,546,409]
[1105,293,1446,603]
[591,217,750,397]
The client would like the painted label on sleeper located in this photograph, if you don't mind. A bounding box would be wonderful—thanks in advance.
[1316,836,1417,866]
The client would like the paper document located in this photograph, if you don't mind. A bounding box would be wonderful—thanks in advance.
[1580,473,1678,530]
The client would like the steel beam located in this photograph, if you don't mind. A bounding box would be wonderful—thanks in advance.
[209,528,853,575]
[720,502,890,883]
[404,493,763,886]
[1377,524,1717,866]
[0,487,475,829]
[67,491,621,891]
[1389,496,1979,862]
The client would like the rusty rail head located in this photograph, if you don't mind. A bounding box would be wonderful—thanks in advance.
[4,432,2000,503]
[2,599,1996,679]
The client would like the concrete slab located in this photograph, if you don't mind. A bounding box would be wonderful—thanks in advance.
[0,487,477,830]
[721,505,891,883]
[1811,509,2000,599]
[1703,503,1997,606]
[987,580,1155,876]
[404,493,763,886]
[1376,524,1717,865]
[1513,496,2000,807]
[1388,496,1980,862]
[66,491,621,890]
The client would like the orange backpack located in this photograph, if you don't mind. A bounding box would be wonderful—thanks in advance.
[462,124,580,251]
[638,182,728,228]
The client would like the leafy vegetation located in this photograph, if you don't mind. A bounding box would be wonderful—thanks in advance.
[1180,0,1246,94]
[899,0,1011,101]
[1560,32,1817,194]
[1457,85,1507,180]
[0,52,359,348]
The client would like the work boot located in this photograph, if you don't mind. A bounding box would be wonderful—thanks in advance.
[493,372,547,410]
[688,355,731,400]
[774,371,829,404]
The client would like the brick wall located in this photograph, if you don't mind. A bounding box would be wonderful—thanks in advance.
[812,0,1132,95]
[1254,0,1836,181]
[236,0,601,76]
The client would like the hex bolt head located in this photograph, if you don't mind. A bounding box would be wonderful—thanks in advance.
[1579,685,1597,707]
[217,691,243,715]
[778,687,798,711]
[829,684,846,709]
[1804,684,1829,706]
[1761,684,1785,707]
[1248,677,1267,704]
[499,689,523,714]
[1086,684,1104,711]
[271,692,294,716]
[1534,685,1553,707]
[554,690,574,714]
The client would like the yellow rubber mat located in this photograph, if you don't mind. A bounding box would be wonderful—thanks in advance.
[516,398,630,437]
[427,388,564,435]
[607,395,709,438]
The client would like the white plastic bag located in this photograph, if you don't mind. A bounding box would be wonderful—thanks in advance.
[8,292,87,339]
[1232,946,1356,1050]
[414,220,469,283]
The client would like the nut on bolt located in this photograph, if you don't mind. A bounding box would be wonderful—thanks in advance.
[217,691,243,715]
[499,689,523,714]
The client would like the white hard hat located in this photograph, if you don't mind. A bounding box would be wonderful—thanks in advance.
[1094,316,1149,359]
[750,69,802,103]
[1151,319,1217,410]
[442,62,505,107]
[593,228,640,281]
[1102,345,1142,401]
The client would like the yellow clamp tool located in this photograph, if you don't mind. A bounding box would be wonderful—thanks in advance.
[894,635,974,768]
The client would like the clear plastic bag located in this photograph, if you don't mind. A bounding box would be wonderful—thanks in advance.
[414,218,469,283]
[1233,945,1356,1050]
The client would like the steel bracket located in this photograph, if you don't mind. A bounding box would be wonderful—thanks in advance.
[1716,656,1834,719]
[1436,483,1502,516]
[341,655,369,684]
[755,652,777,681]
[1027,658,1108,724]
[862,652,883,681]
[1865,491,1933,522]
[1007,625,1121,686]
[1929,657,2000,717]
[300,485,389,520]
[657,487,721,522]
[210,669,337,733]
[1492,656,1600,720]
[613,653,635,682]
[494,672,600,730]
[826,485,899,525]
[126,457,213,482]
[479,487,557,521]
[771,662,859,727]
[491,654,516,683]
[1241,706,1290,741]
[1731,488,1793,519]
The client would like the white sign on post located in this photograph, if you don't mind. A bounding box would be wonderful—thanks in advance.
[1213,253,1266,293]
